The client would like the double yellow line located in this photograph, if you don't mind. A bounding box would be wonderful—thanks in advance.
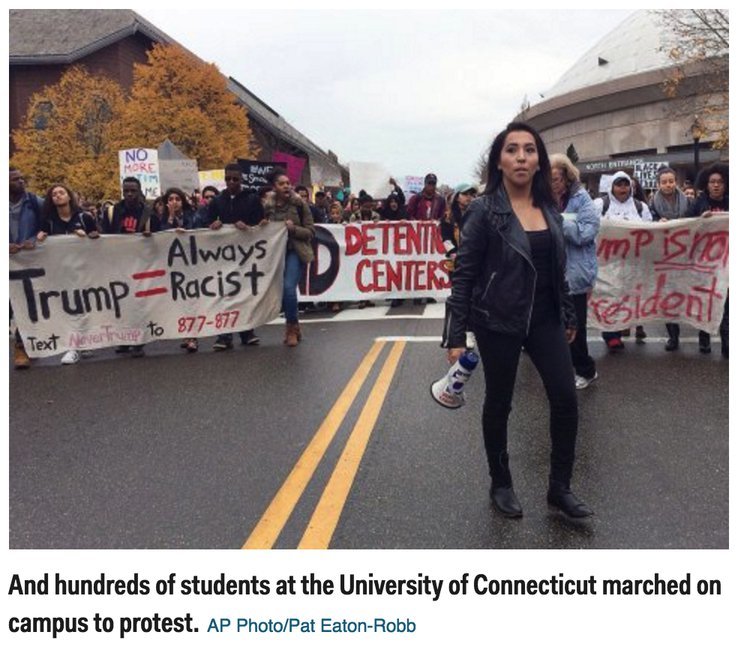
[242,340,406,550]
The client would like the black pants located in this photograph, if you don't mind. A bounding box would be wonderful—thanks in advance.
[474,316,578,487]
[720,296,729,354]
[668,295,729,350]
[570,293,596,379]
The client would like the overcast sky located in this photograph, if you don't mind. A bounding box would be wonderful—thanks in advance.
[129,7,633,186]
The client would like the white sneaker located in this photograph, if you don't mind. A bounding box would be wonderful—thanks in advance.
[61,350,80,365]
[575,372,598,390]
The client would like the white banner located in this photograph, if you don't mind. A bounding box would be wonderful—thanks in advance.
[302,223,452,301]
[10,225,288,358]
[589,215,729,334]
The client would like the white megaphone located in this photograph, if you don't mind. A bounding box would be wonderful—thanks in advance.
[430,350,480,409]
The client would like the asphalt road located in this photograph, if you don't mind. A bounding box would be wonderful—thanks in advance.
[9,304,729,549]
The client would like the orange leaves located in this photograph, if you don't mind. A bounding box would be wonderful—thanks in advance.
[11,66,126,200]
[11,45,258,201]
[118,44,256,169]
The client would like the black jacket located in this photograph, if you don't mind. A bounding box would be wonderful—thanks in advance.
[102,200,158,234]
[41,209,98,236]
[689,193,728,217]
[206,189,263,226]
[443,188,576,347]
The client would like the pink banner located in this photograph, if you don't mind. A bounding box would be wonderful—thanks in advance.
[273,152,306,186]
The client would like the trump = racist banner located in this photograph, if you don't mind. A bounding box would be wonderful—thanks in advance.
[589,215,729,334]
[9,225,288,358]
[300,222,452,301]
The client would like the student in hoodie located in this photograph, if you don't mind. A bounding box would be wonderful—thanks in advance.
[444,122,590,520]
[690,163,729,357]
[36,183,100,365]
[206,163,265,350]
[593,171,653,352]
[649,167,693,352]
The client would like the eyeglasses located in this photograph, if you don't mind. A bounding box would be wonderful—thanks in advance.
[613,180,630,187]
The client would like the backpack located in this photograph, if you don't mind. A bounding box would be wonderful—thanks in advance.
[601,194,643,216]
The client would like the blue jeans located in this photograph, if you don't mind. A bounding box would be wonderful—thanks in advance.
[283,250,304,324]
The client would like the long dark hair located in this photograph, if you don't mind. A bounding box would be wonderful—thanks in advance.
[162,187,192,224]
[484,121,554,208]
[43,183,80,218]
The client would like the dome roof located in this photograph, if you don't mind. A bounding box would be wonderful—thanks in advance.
[543,10,671,101]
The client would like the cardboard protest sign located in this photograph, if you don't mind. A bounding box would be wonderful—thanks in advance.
[118,148,160,199]
[199,169,226,192]
[158,139,199,194]
[9,225,288,357]
[299,222,452,301]
[589,215,729,334]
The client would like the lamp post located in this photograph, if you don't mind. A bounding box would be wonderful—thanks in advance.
[690,116,704,183]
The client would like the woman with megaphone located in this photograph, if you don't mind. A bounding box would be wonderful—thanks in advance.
[443,122,592,520]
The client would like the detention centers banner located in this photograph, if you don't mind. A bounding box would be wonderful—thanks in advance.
[9,217,728,357]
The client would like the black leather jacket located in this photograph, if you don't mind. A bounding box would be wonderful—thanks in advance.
[443,187,577,348]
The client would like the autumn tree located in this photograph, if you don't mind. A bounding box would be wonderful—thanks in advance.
[116,44,257,168]
[655,9,729,149]
[11,65,126,200]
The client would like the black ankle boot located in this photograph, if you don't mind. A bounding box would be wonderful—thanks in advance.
[490,485,523,518]
[547,481,593,518]
[489,452,522,517]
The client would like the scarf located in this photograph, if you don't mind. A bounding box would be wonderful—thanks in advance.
[652,189,690,220]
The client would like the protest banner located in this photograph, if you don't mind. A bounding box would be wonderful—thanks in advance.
[272,152,307,185]
[118,148,160,199]
[348,161,391,198]
[300,222,451,301]
[589,215,729,334]
[198,169,226,192]
[237,160,286,193]
[9,225,288,358]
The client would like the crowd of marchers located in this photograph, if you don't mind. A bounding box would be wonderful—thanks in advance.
[9,151,729,374]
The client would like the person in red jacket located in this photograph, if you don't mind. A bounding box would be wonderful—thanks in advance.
[406,173,445,304]
[406,173,445,221]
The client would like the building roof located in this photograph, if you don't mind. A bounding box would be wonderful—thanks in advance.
[541,10,670,102]
[9,9,343,182]
[226,78,340,181]
[9,9,173,64]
